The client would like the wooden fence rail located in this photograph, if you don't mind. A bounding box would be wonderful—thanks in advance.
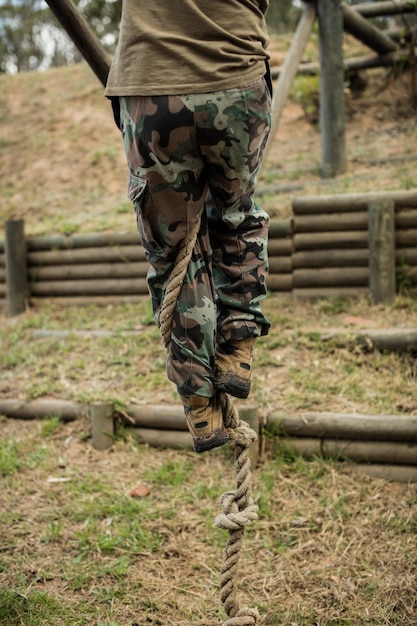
[1,191,417,312]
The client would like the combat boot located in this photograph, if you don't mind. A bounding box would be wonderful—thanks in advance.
[214,337,255,399]
[180,394,230,453]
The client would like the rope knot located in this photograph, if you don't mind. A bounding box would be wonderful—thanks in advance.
[228,421,258,447]
[215,491,259,531]
[222,606,260,625]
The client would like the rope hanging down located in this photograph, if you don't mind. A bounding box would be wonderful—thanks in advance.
[158,212,260,625]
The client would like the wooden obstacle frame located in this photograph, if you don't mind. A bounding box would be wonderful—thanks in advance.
[2,189,417,314]
[1,398,416,483]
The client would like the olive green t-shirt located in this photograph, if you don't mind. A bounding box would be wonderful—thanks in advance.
[105,0,270,96]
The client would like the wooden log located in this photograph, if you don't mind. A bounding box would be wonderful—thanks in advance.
[293,267,368,288]
[0,252,5,267]
[271,48,417,78]
[268,256,293,274]
[44,0,111,86]
[279,436,417,465]
[292,190,417,214]
[27,245,146,266]
[0,399,81,421]
[396,208,417,229]
[396,248,417,266]
[353,0,416,18]
[353,464,417,483]
[269,218,294,238]
[0,266,5,281]
[396,229,417,246]
[5,219,29,317]
[318,0,347,177]
[91,402,114,450]
[26,231,141,251]
[30,277,149,296]
[267,274,293,292]
[356,328,417,352]
[0,283,6,297]
[342,2,398,54]
[368,200,396,304]
[267,411,417,442]
[28,261,149,281]
[294,211,368,233]
[267,238,293,256]
[31,295,148,306]
[293,248,369,268]
[32,329,142,339]
[293,286,368,298]
[263,1,317,162]
[134,428,192,450]
[126,405,187,430]
[294,231,369,250]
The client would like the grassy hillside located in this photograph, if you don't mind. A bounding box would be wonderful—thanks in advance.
[1,55,417,236]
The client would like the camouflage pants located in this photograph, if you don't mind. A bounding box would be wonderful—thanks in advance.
[118,79,271,397]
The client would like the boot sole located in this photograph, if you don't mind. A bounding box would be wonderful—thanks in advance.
[193,428,230,453]
[215,377,251,399]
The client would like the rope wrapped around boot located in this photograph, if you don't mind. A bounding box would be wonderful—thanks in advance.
[158,214,260,625]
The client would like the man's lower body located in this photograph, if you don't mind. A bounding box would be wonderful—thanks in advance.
[117,78,271,451]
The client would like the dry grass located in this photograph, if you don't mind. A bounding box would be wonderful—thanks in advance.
[0,415,416,626]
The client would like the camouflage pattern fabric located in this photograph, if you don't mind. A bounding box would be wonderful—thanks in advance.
[118,78,271,398]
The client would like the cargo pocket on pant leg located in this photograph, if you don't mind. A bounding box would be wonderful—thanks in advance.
[128,174,164,257]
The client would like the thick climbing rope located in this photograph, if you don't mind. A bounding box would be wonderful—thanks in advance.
[158,214,260,625]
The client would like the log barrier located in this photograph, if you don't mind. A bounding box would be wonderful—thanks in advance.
[1,399,416,481]
[1,190,417,310]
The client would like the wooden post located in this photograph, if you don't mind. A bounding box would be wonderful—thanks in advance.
[317,0,347,177]
[44,0,111,86]
[91,403,115,450]
[368,200,396,303]
[5,219,29,317]
[262,1,316,164]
